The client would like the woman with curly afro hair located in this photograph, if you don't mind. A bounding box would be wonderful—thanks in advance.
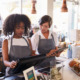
[2,14,36,76]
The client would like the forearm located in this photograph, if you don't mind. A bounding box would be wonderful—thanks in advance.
[4,60,11,67]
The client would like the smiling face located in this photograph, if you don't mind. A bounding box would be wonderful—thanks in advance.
[14,22,25,38]
[40,22,49,33]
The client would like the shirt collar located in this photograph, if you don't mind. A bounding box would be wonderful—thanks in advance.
[38,30,52,39]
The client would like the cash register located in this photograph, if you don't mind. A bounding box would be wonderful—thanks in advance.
[4,54,46,80]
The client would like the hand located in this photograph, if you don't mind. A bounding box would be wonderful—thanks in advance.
[9,61,17,68]
[55,51,63,57]
[46,49,57,57]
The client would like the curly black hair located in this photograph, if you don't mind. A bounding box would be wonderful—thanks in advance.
[3,14,31,36]
[38,15,52,27]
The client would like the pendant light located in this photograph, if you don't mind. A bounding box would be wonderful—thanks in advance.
[61,0,68,12]
[31,0,36,14]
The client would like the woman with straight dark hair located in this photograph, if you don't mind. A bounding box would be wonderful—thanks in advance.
[31,15,62,68]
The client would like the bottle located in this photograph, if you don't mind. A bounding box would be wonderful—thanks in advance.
[67,43,72,58]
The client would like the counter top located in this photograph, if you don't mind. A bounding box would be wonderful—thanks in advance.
[36,58,80,80]
[59,59,80,80]
[1,58,80,80]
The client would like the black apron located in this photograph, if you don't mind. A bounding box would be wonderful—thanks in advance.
[6,37,31,76]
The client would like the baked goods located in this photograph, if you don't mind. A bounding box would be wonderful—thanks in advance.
[69,60,77,67]
[74,63,79,72]
[69,59,80,75]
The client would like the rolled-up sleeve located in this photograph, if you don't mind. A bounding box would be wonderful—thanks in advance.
[31,34,39,51]
[52,32,59,47]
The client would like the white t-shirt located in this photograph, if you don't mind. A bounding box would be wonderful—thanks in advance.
[31,30,59,51]
[7,37,29,53]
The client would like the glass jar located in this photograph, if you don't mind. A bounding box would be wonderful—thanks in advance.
[50,60,63,80]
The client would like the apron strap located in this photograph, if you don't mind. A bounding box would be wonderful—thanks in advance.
[22,37,31,53]
[39,35,41,40]
[10,36,13,54]
[51,34,55,47]
[22,37,29,47]
[38,35,41,47]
